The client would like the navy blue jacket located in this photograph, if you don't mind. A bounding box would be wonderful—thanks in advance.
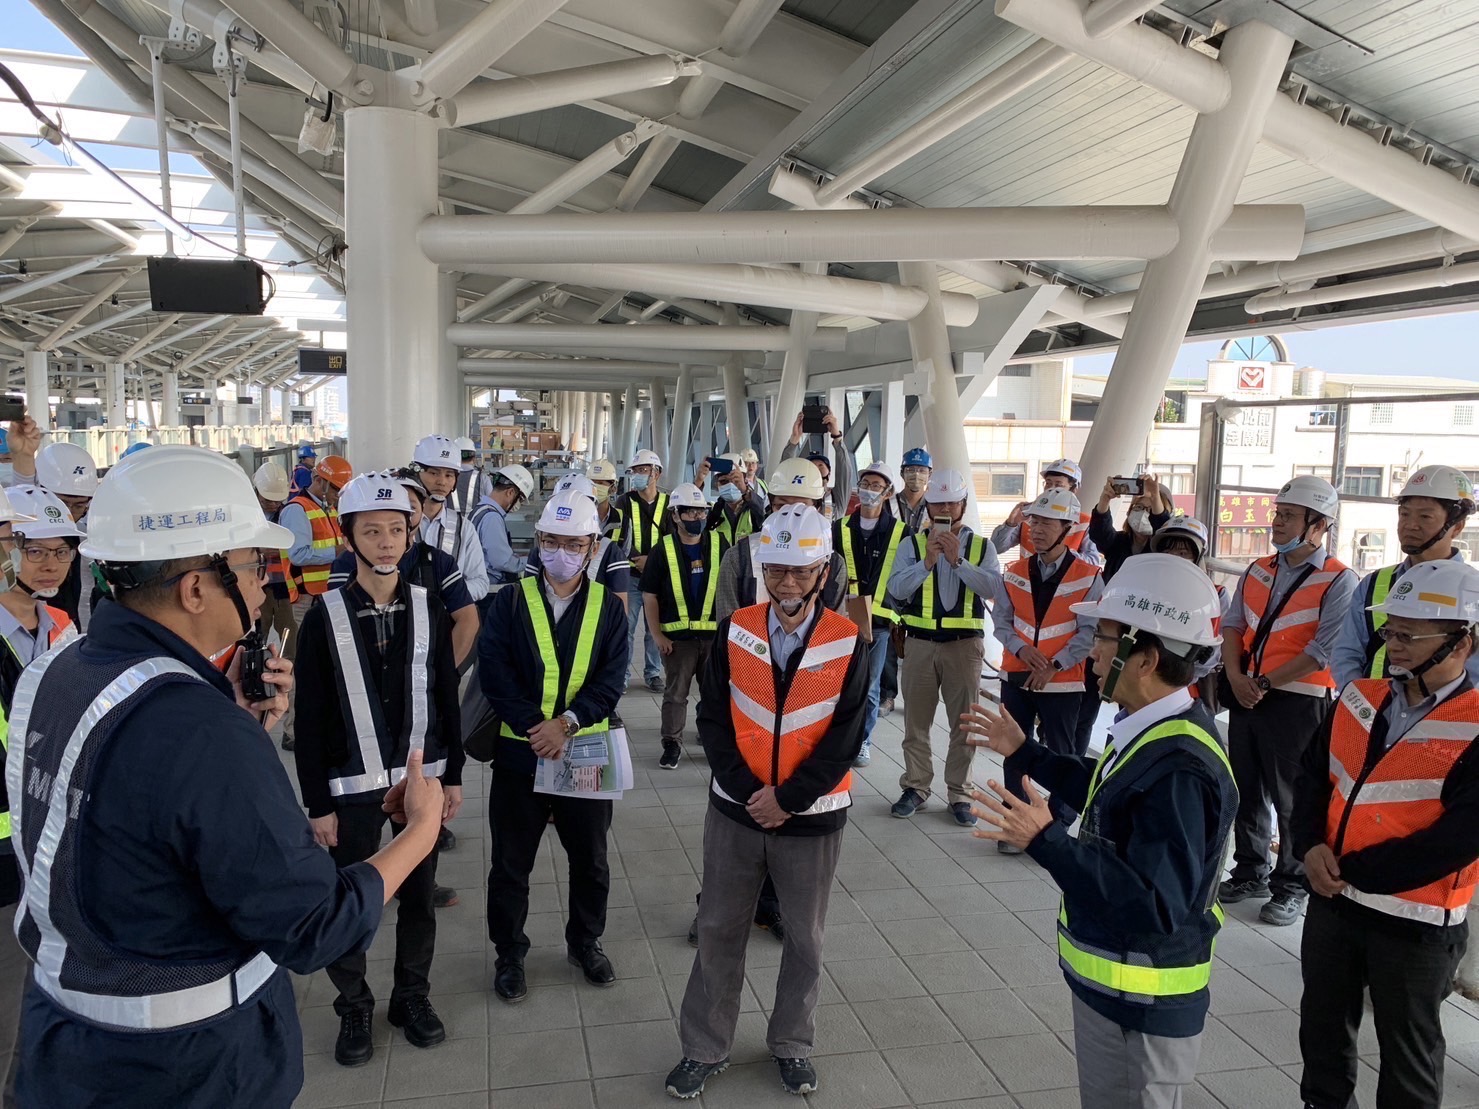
[477,575,629,777]
[15,600,382,1109]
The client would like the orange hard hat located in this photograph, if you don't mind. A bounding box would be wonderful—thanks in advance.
[315,455,352,489]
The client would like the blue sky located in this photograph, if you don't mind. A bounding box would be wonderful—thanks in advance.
[11,3,1479,381]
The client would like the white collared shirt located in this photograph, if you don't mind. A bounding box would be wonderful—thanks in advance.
[1099,687,1196,778]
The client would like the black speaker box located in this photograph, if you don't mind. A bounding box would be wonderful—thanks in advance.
[147,257,269,315]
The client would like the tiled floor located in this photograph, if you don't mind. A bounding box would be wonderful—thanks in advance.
[282,678,1479,1109]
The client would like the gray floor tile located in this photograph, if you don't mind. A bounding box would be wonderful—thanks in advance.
[295,1050,389,1109]
[852,995,962,1049]
[382,1036,488,1101]
[585,1018,684,1078]
[938,988,1049,1040]
[874,914,974,955]
[949,911,1045,951]
[487,1081,591,1107]
[387,1093,488,1109]
[972,1031,1079,1093]
[488,1027,591,1089]
[883,1041,1005,1103]
[904,951,1007,995]
[802,1050,912,1108]
[977,942,1065,988]
[1219,1008,1304,1066]
[577,974,672,1026]
[852,885,940,921]
[1198,1064,1303,1107]
[822,922,896,961]
[487,984,580,1034]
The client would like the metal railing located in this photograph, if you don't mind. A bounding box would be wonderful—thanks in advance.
[44,424,340,471]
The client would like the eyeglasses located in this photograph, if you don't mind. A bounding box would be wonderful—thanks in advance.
[761,565,823,583]
[1376,627,1455,646]
[21,546,76,565]
[538,538,592,556]
[1091,632,1122,645]
[225,553,269,582]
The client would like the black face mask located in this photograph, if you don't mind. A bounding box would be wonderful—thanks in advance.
[682,519,705,536]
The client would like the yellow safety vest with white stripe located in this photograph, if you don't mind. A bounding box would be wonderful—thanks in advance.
[839,516,907,625]
[1056,717,1235,1004]
[500,576,610,740]
[321,585,442,798]
[1362,564,1399,679]
[899,532,990,634]
[621,493,668,556]
[657,532,722,635]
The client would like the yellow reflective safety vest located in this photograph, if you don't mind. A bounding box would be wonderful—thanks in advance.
[838,515,907,626]
[1056,714,1236,1011]
[652,532,724,636]
[899,532,990,638]
[621,492,668,557]
[1361,564,1400,679]
[500,576,610,741]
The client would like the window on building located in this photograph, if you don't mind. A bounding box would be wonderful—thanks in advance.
[1341,465,1383,498]
[1294,465,1332,480]
[1460,528,1479,560]
[1308,405,1338,427]
[973,463,1027,499]
[1220,465,1242,491]
[1352,530,1387,573]
[1455,405,1474,428]
[1000,365,1032,378]
[1155,464,1197,494]
[1370,403,1394,426]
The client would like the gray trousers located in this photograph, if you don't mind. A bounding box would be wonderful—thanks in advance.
[661,638,711,746]
[679,808,842,1062]
[1,905,22,1108]
[1071,995,1202,1109]
[899,636,985,805]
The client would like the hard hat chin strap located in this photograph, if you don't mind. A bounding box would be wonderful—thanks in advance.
[1401,501,1466,558]
[1391,627,1470,697]
[209,554,253,640]
[1100,628,1139,703]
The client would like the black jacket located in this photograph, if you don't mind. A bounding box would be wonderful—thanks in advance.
[1087,507,1171,582]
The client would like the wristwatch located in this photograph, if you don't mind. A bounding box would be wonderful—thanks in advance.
[1254,675,1273,693]
[560,711,579,736]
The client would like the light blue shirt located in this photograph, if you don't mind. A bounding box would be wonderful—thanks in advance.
[1379,672,1467,749]
[421,505,489,602]
[1331,552,1479,687]
[278,492,336,567]
[1221,546,1358,668]
[989,520,1101,566]
[767,606,816,671]
[886,526,1003,611]
[475,497,522,581]
[989,551,1104,671]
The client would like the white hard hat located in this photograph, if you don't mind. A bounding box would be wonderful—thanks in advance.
[1149,515,1210,561]
[412,434,459,470]
[1398,465,1476,504]
[252,462,291,502]
[740,449,760,465]
[0,487,34,526]
[1024,488,1081,522]
[858,460,898,494]
[454,436,477,453]
[1369,559,1479,624]
[80,446,292,561]
[554,473,597,501]
[338,471,413,518]
[35,442,98,497]
[8,488,81,540]
[538,489,600,537]
[629,449,663,471]
[1276,475,1339,518]
[588,459,618,482]
[770,457,825,501]
[669,482,708,510]
[493,464,535,499]
[924,469,969,504]
[756,503,832,567]
[1071,553,1222,653]
[1042,458,1083,486]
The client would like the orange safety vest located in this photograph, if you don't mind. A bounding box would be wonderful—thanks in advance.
[285,493,342,596]
[38,607,75,651]
[1000,553,1099,690]
[1325,679,1479,926]
[263,517,299,603]
[720,603,856,815]
[1019,509,1092,555]
[1239,553,1349,696]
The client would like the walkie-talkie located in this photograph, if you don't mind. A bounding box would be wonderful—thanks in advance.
[239,628,271,703]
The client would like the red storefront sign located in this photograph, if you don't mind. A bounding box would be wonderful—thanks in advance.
[1217,493,1275,529]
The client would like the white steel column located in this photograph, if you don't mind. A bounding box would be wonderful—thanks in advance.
[899,261,976,522]
[24,350,49,430]
[666,366,694,487]
[275,385,290,424]
[105,363,127,426]
[721,303,749,453]
[1078,20,1293,495]
[765,263,824,471]
[438,271,462,435]
[591,395,608,462]
[648,378,668,463]
[878,380,906,465]
[608,390,625,464]
[621,382,640,463]
[345,107,441,469]
[163,372,181,426]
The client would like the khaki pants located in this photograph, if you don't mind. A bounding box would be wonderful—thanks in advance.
[259,589,297,650]
[661,638,712,746]
[899,636,985,805]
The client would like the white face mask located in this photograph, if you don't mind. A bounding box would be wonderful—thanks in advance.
[371,562,398,576]
[543,547,587,583]
[29,586,59,599]
[778,596,805,616]
[857,489,884,508]
[1127,508,1153,535]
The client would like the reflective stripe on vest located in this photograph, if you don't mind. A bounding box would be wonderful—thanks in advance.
[722,604,854,815]
[288,494,342,594]
[1020,509,1091,554]
[1325,678,1479,926]
[713,504,758,547]
[659,532,721,633]
[1240,554,1348,695]
[7,649,278,1030]
[265,545,298,602]
[1056,719,1232,1001]
[840,517,906,624]
[500,576,610,740]
[1365,565,1398,679]
[999,555,1099,689]
[623,493,668,555]
[322,586,440,797]
[901,532,990,633]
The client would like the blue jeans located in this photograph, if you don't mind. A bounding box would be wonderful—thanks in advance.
[626,586,662,682]
[861,631,891,745]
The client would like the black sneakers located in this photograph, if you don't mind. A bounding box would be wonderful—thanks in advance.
[1218,877,1271,903]
[1260,890,1306,926]
[334,1009,374,1067]
[432,885,459,908]
[891,788,927,818]
[659,741,682,770]
[665,1057,729,1099]
[387,995,446,1048]
[776,1056,818,1095]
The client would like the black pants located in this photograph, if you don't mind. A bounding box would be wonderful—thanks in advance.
[326,804,437,1015]
[1227,689,1330,896]
[486,768,612,965]
[1001,681,1087,823]
[880,637,899,702]
[1299,895,1466,1109]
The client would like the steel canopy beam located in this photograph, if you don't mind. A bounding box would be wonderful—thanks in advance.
[446,323,847,351]
[418,206,1306,265]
